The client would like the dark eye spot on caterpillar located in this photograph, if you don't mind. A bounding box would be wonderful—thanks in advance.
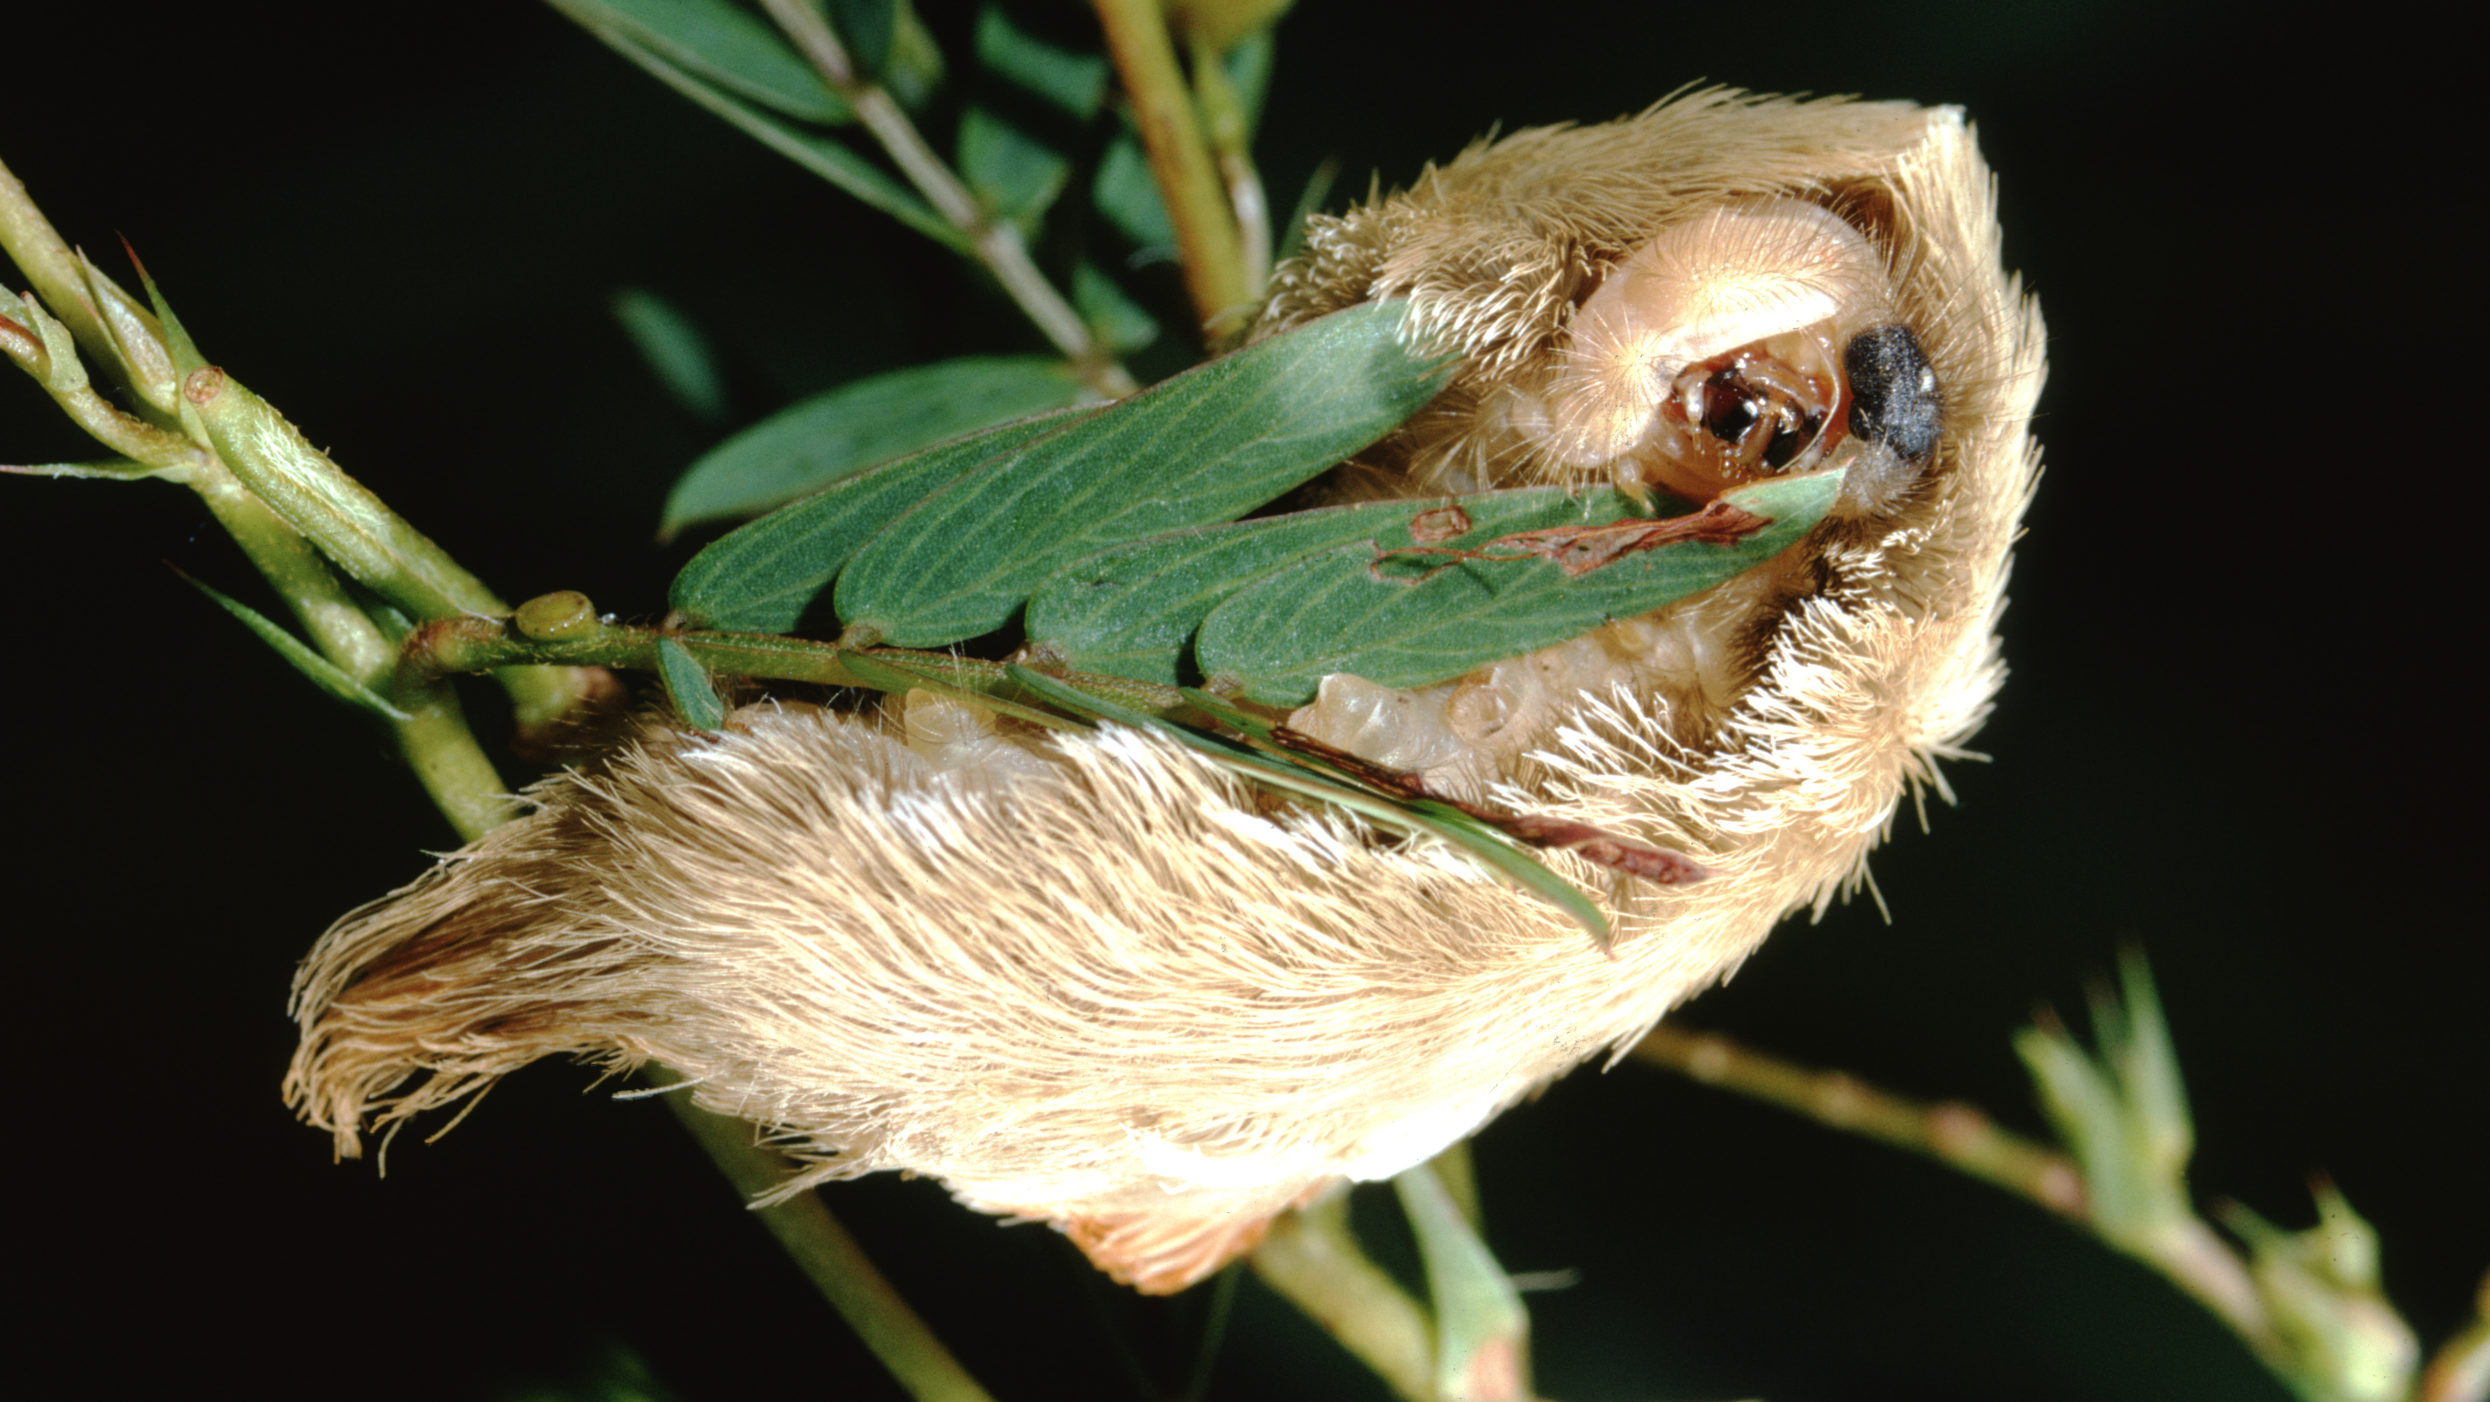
[1844,323,1942,467]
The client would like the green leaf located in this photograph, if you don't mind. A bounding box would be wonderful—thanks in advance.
[657,636,727,730]
[1275,156,1340,262]
[1071,262,1159,353]
[958,105,1070,226]
[883,4,945,109]
[1196,471,1842,706]
[660,356,1091,537]
[1002,666,1606,941]
[611,288,728,422]
[76,250,177,409]
[827,0,897,80]
[1026,485,1664,686]
[834,300,1454,647]
[1222,30,1275,137]
[178,571,411,722]
[670,408,1090,632]
[2105,948,2193,1177]
[595,28,961,252]
[1399,805,1612,944]
[974,5,1109,118]
[1093,134,1175,251]
[549,0,852,124]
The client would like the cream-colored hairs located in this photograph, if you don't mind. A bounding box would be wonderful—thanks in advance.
[288,91,2043,1293]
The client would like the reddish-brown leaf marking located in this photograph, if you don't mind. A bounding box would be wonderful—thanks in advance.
[1407,503,1474,544]
[1373,497,1775,583]
[1268,725,1711,889]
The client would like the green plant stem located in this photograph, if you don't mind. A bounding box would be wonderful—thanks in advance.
[197,469,396,680]
[1090,0,1253,341]
[413,611,1189,716]
[755,0,1135,399]
[2420,1271,2490,1402]
[1431,1139,1481,1229]
[1396,1163,1531,1402]
[0,287,205,474]
[1187,33,1271,306]
[1632,1025,2338,1395]
[0,155,161,412]
[1251,1194,1437,1402]
[3,250,519,835]
[2,161,603,743]
[172,351,603,743]
[11,138,988,1402]
[1633,1023,2087,1218]
[652,1068,999,1402]
[385,680,517,841]
[193,462,519,838]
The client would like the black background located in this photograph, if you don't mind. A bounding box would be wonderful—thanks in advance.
[4,3,2481,1399]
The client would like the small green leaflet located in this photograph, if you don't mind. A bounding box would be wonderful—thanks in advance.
[612,288,728,424]
[657,636,727,730]
[1001,667,1610,942]
[177,570,410,722]
[1195,471,1844,706]
[1072,262,1159,353]
[1025,484,1678,686]
[592,28,958,251]
[972,4,1109,118]
[670,408,1089,634]
[546,0,852,125]
[660,357,1093,537]
[959,105,1072,227]
[826,0,896,81]
[1092,134,1174,250]
[954,5,1108,228]
[833,300,1454,647]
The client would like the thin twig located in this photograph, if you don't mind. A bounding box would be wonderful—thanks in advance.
[1633,1024,2087,1218]
[1090,0,1254,342]
[653,1069,999,1402]
[410,611,1188,718]
[2420,1270,2490,1402]
[4,164,520,836]
[191,465,515,838]
[1431,1139,1483,1230]
[9,152,977,1393]
[2,164,605,744]
[0,155,160,412]
[756,0,1134,398]
[1631,1026,2316,1394]
[1396,1163,1531,1402]
[1187,33,1271,307]
[1251,1194,1437,1402]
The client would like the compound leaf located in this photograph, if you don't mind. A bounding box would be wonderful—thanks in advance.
[833,301,1451,647]
[1197,471,1842,706]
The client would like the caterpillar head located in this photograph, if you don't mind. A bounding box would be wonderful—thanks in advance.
[1262,90,2010,531]
[1549,198,1936,511]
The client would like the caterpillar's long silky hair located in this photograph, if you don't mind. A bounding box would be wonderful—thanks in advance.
[288,91,2043,1293]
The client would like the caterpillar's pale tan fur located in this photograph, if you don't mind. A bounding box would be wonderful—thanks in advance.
[287,91,2043,1293]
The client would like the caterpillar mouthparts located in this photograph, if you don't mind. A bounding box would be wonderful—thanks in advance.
[287,89,2044,1294]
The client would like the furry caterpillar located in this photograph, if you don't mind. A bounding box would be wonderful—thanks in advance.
[287,90,2044,1293]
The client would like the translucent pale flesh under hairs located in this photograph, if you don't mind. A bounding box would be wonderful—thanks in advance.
[286,90,2045,1294]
